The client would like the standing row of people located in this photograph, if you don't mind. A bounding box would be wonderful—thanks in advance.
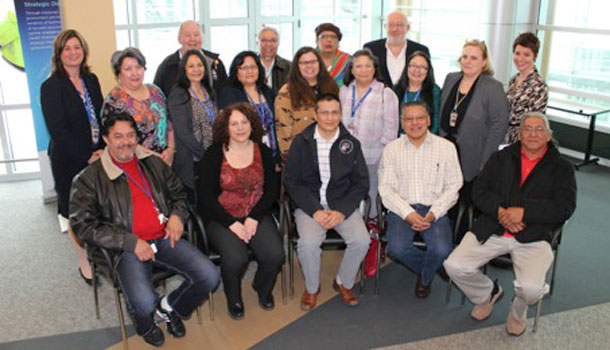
[41,11,554,346]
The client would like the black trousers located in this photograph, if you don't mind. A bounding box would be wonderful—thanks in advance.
[206,214,284,305]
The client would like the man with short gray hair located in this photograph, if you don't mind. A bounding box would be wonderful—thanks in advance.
[154,20,227,97]
[444,112,577,336]
[257,26,291,94]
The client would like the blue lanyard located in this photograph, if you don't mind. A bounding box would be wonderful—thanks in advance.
[350,85,373,120]
[245,89,268,127]
[80,78,100,143]
[402,89,421,104]
[116,160,157,208]
[189,87,215,122]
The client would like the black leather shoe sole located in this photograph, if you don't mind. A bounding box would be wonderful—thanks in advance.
[228,303,244,320]
[252,282,275,311]
[142,326,165,347]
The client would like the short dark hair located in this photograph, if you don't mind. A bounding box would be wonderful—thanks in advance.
[342,48,383,86]
[315,23,342,41]
[212,102,264,150]
[111,47,147,77]
[513,32,540,58]
[102,112,138,136]
[176,49,214,101]
[401,100,430,117]
[315,93,341,112]
[227,51,266,90]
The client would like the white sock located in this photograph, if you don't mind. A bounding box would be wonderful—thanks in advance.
[160,295,173,312]
[58,214,69,233]
[336,275,343,286]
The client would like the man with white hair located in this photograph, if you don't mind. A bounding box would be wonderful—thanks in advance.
[154,20,227,97]
[444,112,577,336]
[257,26,291,94]
[363,11,430,89]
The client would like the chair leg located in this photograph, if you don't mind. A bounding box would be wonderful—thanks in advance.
[359,263,365,294]
[208,291,214,321]
[92,262,100,319]
[549,246,560,295]
[281,260,287,305]
[460,291,466,305]
[196,305,202,325]
[445,279,452,303]
[289,243,295,297]
[533,298,543,332]
[114,289,129,350]
[375,236,381,296]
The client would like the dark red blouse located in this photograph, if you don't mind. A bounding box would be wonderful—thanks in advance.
[218,143,264,218]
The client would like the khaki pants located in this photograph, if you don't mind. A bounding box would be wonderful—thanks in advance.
[444,232,553,320]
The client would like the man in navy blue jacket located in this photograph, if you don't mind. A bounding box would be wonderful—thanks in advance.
[284,94,370,311]
[444,112,576,336]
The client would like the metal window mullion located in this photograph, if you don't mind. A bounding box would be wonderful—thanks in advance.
[0,110,14,175]
[131,0,139,48]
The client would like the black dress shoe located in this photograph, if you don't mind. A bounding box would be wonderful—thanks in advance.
[79,268,101,287]
[228,302,244,320]
[252,282,274,311]
[415,274,431,298]
[142,325,165,347]
[156,306,186,338]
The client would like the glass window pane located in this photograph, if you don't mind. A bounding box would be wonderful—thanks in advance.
[261,0,292,17]
[137,28,179,84]
[264,23,293,60]
[301,0,332,16]
[210,25,248,67]
[210,0,248,19]
[300,20,319,49]
[135,0,194,24]
[116,29,131,51]
[539,0,610,30]
[113,0,129,25]
[0,58,30,105]
[5,109,39,173]
[334,18,359,55]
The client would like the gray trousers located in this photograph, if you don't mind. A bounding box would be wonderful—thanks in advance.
[444,232,553,321]
[295,209,370,293]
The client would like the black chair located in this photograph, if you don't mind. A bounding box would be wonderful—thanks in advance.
[198,202,288,320]
[88,207,207,350]
[374,194,471,297]
[284,195,370,297]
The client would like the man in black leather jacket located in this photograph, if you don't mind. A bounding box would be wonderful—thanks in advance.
[70,112,219,347]
[444,112,576,336]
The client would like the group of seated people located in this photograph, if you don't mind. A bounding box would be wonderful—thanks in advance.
[41,10,576,348]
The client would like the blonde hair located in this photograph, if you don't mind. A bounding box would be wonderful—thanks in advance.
[460,39,494,75]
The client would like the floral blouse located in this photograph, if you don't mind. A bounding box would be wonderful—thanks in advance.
[102,84,170,153]
[504,70,548,144]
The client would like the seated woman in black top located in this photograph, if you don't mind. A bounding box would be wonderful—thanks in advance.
[218,51,279,159]
[197,102,284,320]
[168,49,218,203]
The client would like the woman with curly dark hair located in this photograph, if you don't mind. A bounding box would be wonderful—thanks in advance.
[196,102,284,320]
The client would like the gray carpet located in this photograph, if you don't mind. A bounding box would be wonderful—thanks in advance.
[251,164,610,350]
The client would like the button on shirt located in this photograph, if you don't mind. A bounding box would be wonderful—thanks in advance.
[378,132,463,220]
[314,126,340,207]
[386,40,407,86]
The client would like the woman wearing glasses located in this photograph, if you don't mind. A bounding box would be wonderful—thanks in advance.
[395,51,441,135]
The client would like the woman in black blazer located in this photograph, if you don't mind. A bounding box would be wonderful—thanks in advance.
[218,51,279,160]
[40,29,103,286]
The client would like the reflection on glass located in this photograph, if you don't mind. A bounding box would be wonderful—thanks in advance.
[136,0,193,24]
[5,109,39,173]
[261,0,292,16]
[137,28,178,84]
[210,25,248,66]
[210,0,248,19]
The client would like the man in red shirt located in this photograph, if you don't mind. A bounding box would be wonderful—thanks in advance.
[444,112,576,336]
[70,113,219,347]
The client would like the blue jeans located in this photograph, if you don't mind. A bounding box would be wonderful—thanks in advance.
[116,238,219,335]
[385,205,452,286]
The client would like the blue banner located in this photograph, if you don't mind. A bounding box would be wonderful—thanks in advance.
[13,0,61,152]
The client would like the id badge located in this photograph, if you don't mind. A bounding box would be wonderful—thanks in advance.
[449,110,459,128]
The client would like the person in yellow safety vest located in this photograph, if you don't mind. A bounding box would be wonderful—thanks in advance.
[0,12,24,70]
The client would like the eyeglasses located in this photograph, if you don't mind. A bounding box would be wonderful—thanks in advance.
[408,64,429,71]
[298,59,318,66]
[386,22,406,29]
[318,34,338,40]
[403,115,428,123]
[521,126,547,135]
[260,39,278,44]
[238,65,258,71]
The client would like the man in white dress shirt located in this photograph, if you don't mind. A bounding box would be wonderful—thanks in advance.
[378,101,462,298]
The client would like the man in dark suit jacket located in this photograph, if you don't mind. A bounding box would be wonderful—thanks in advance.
[258,26,291,95]
[363,11,430,90]
[153,20,227,98]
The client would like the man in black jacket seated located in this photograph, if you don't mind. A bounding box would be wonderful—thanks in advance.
[70,113,219,347]
[444,112,576,337]
[283,94,370,311]
[363,11,430,90]
[153,20,227,97]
